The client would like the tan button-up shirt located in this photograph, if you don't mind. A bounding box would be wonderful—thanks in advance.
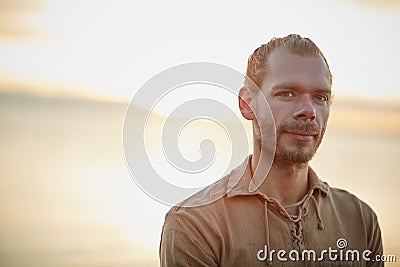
[160,156,383,266]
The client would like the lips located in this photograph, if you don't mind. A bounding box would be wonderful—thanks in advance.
[285,131,318,141]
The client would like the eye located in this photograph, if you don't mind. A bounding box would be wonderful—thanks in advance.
[280,91,294,97]
[313,94,328,102]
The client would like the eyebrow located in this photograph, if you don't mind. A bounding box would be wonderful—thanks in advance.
[270,84,331,94]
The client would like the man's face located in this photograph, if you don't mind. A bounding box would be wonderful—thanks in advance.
[255,48,331,165]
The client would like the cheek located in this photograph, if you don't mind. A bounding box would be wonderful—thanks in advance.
[316,106,330,122]
[251,97,276,136]
[267,101,292,125]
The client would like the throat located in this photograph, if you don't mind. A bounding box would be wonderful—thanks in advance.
[272,159,308,173]
[258,163,309,206]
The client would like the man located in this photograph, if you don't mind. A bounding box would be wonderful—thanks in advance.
[160,34,383,266]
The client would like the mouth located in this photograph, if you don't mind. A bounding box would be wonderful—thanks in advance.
[284,131,318,141]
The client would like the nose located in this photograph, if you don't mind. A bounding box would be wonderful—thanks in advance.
[293,95,316,121]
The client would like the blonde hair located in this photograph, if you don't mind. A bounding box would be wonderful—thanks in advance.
[245,34,333,89]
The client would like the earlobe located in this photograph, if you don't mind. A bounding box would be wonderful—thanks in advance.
[238,87,255,120]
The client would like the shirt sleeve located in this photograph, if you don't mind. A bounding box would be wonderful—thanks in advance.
[365,206,384,267]
[159,210,219,267]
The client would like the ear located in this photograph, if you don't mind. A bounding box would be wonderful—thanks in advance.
[238,87,255,120]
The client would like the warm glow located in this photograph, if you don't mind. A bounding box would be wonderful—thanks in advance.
[0,0,399,104]
[1,1,399,266]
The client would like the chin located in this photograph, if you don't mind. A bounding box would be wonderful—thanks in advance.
[275,146,316,165]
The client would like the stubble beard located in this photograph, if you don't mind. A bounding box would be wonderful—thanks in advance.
[275,120,326,169]
[255,120,326,169]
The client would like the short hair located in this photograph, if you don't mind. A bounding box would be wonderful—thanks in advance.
[245,34,333,89]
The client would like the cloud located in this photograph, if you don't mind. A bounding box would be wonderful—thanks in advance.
[0,0,47,41]
[347,0,400,12]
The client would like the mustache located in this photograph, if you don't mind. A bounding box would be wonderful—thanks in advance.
[278,121,320,134]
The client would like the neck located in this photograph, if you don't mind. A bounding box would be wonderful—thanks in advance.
[251,150,309,206]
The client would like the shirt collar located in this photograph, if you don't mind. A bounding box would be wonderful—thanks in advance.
[226,155,329,198]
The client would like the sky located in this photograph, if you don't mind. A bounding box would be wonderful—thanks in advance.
[0,0,399,108]
[1,1,400,264]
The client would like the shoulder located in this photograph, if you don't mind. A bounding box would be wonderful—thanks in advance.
[161,176,233,255]
[163,157,252,228]
[167,157,250,212]
[328,186,379,222]
[164,175,231,226]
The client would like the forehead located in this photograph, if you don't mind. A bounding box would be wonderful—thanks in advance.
[263,48,331,91]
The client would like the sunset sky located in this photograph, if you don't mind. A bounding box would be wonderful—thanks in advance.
[1,1,399,266]
[0,0,399,109]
